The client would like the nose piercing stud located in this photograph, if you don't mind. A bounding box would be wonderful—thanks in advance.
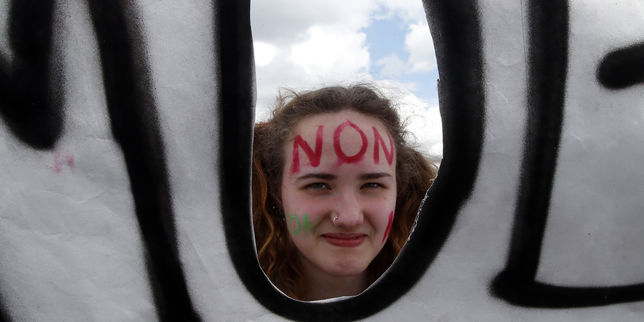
[332,215,339,225]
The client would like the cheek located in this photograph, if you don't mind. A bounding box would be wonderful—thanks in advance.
[283,197,329,219]
[365,194,396,233]
[282,196,331,236]
[368,207,394,230]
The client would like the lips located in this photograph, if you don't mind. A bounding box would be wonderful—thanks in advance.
[321,233,367,247]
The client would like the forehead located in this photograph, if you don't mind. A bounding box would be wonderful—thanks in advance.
[292,110,389,138]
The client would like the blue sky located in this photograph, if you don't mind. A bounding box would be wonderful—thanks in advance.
[365,13,407,64]
[364,14,440,107]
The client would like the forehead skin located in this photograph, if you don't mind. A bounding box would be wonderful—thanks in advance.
[283,110,396,175]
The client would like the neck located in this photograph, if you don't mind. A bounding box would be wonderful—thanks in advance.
[299,256,368,301]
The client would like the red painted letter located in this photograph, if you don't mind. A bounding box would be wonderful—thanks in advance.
[382,211,394,243]
[372,127,394,165]
[290,125,324,174]
[334,120,368,164]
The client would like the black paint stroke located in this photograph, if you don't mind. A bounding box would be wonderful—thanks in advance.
[87,1,200,320]
[0,0,61,149]
[598,42,644,89]
[491,0,644,307]
[0,293,9,322]
[217,0,484,319]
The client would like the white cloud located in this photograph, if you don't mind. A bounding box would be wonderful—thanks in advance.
[289,26,370,77]
[252,1,376,122]
[253,41,278,67]
[373,80,443,157]
[376,54,406,79]
[375,0,428,23]
[251,0,376,45]
[405,22,436,72]
[253,24,373,122]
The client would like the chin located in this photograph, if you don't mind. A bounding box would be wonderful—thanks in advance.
[325,259,369,277]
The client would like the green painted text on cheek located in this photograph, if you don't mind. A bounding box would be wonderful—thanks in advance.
[289,213,313,235]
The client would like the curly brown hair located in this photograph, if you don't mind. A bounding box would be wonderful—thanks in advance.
[252,85,437,300]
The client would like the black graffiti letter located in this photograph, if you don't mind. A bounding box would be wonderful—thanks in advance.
[598,42,644,89]
[88,1,200,320]
[0,0,61,149]
[491,0,644,307]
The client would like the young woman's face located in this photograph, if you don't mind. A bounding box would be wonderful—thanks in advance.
[280,110,397,279]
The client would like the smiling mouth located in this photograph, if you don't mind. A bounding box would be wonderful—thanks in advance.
[321,233,367,247]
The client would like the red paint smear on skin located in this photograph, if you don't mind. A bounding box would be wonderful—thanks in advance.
[372,127,394,165]
[382,210,394,243]
[334,120,368,165]
[290,125,324,174]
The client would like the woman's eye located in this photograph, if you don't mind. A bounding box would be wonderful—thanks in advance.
[305,182,330,190]
[361,182,383,189]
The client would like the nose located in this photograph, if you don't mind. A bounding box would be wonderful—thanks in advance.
[332,189,363,227]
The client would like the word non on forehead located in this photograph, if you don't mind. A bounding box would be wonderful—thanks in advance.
[290,120,394,174]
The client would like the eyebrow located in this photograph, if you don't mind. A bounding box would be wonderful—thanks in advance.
[295,172,393,182]
[358,172,393,180]
[295,173,337,182]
